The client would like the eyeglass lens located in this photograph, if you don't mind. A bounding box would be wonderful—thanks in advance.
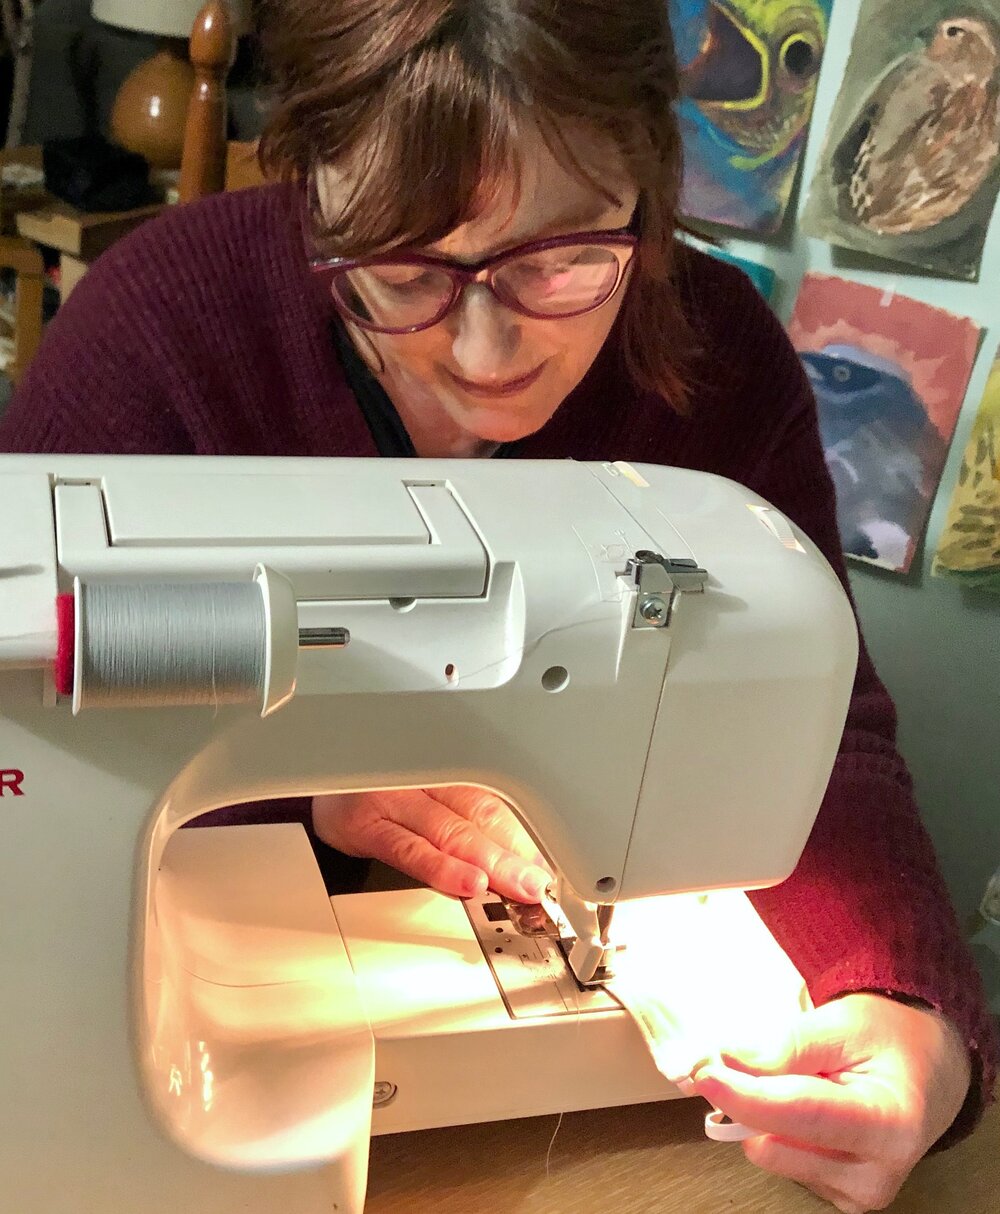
[332,243,624,329]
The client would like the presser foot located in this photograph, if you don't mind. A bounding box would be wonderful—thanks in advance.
[464,893,618,1018]
[467,892,766,1146]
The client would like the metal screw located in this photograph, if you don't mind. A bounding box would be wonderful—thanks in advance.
[639,596,667,624]
[373,1081,398,1107]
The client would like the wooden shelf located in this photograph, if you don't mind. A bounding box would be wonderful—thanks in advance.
[16,200,164,260]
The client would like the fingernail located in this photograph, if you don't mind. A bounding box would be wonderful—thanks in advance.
[676,1079,696,1096]
[468,871,488,897]
[522,870,549,901]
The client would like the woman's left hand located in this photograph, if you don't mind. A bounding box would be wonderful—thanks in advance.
[690,992,971,1213]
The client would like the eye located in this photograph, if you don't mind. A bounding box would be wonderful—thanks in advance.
[833,364,851,383]
[519,253,574,276]
[368,265,433,289]
[780,34,819,79]
[946,24,963,37]
[521,246,607,277]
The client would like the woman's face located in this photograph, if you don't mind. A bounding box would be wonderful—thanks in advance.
[316,125,639,455]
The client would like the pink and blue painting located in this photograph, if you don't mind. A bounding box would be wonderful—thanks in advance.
[670,0,834,233]
[788,273,979,573]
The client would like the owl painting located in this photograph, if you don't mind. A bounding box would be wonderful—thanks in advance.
[801,0,1000,280]
[787,274,979,574]
[670,0,833,233]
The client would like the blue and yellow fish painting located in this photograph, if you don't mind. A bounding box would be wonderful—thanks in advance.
[670,0,833,232]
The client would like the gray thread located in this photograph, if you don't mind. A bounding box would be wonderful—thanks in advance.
[79,582,266,709]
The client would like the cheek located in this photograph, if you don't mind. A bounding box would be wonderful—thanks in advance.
[376,331,448,375]
[539,306,622,383]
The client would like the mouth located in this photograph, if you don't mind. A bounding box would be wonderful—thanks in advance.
[681,2,764,106]
[445,362,547,399]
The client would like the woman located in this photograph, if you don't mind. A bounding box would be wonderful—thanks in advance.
[1,2,994,1209]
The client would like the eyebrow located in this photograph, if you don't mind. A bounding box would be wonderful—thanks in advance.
[424,197,625,262]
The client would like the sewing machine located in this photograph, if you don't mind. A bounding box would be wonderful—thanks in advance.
[0,455,858,1214]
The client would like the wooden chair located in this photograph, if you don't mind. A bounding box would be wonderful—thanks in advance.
[0,142,46,385]
[0,229,43,385]
[179,0,266,203]
[0,0,265,389]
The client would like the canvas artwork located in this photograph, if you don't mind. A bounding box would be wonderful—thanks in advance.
[787,273,980,573]
[694,243,777,298]
[800,0,1000,280]
[933,348,1000,592]
[669,0,834,233]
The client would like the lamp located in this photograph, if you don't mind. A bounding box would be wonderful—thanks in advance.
[92,0,247,171]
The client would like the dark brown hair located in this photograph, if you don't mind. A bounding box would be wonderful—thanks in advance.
[258,0,699,410]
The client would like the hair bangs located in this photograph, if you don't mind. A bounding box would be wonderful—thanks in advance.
[309,45,524,257]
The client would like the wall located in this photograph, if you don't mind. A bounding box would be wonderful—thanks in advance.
[704,0,1000,921]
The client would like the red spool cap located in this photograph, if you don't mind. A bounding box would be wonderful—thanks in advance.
[54,594,75,696]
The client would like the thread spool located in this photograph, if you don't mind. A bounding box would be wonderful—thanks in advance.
[68,564,311,716]
[77,581,267,710]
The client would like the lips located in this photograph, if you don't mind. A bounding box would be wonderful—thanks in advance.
[446,362,547,398]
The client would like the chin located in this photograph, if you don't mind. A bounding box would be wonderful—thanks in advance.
[469,414,551,444]
[459,396,560,445]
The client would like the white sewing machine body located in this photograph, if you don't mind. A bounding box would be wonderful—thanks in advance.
[0,456,858,1214]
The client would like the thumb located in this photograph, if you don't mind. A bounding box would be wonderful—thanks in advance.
[715,1001,856,1078]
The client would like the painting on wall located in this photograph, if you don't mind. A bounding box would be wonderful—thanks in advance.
[669,0,834,233]
[800,0,1000,281]
[688,241,777,298]
[934,348,1000,592]
[787,273,980,573]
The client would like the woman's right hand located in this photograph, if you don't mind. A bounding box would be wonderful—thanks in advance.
[312,785,552,903]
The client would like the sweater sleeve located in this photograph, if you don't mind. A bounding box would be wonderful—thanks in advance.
[737,295,998,1145]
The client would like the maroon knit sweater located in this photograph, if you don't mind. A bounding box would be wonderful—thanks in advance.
[2,185,995,1137]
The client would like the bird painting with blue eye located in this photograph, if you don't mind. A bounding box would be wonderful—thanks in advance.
[800,344,946,570]
[669,0,831,231]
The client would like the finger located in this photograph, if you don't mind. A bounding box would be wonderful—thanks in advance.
[718,1001,859,1077]
[692,1063,893,1156]
[389,791,549,902]
[744,1135,903,1213]
[429,787,551,870]
[362,816,489,898]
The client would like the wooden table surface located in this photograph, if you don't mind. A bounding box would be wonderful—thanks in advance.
[367,1092,1000,1212]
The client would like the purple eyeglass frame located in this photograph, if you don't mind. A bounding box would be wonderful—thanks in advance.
[308,227,639,335]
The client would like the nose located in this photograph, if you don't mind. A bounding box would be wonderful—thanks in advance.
[449,283,522,380]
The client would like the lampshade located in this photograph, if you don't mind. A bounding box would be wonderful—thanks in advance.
[92,0,248,39]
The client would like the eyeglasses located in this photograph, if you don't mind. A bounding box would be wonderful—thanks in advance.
[308,227,639,335]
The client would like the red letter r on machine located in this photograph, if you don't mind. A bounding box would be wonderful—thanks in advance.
[0,769,25,796]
